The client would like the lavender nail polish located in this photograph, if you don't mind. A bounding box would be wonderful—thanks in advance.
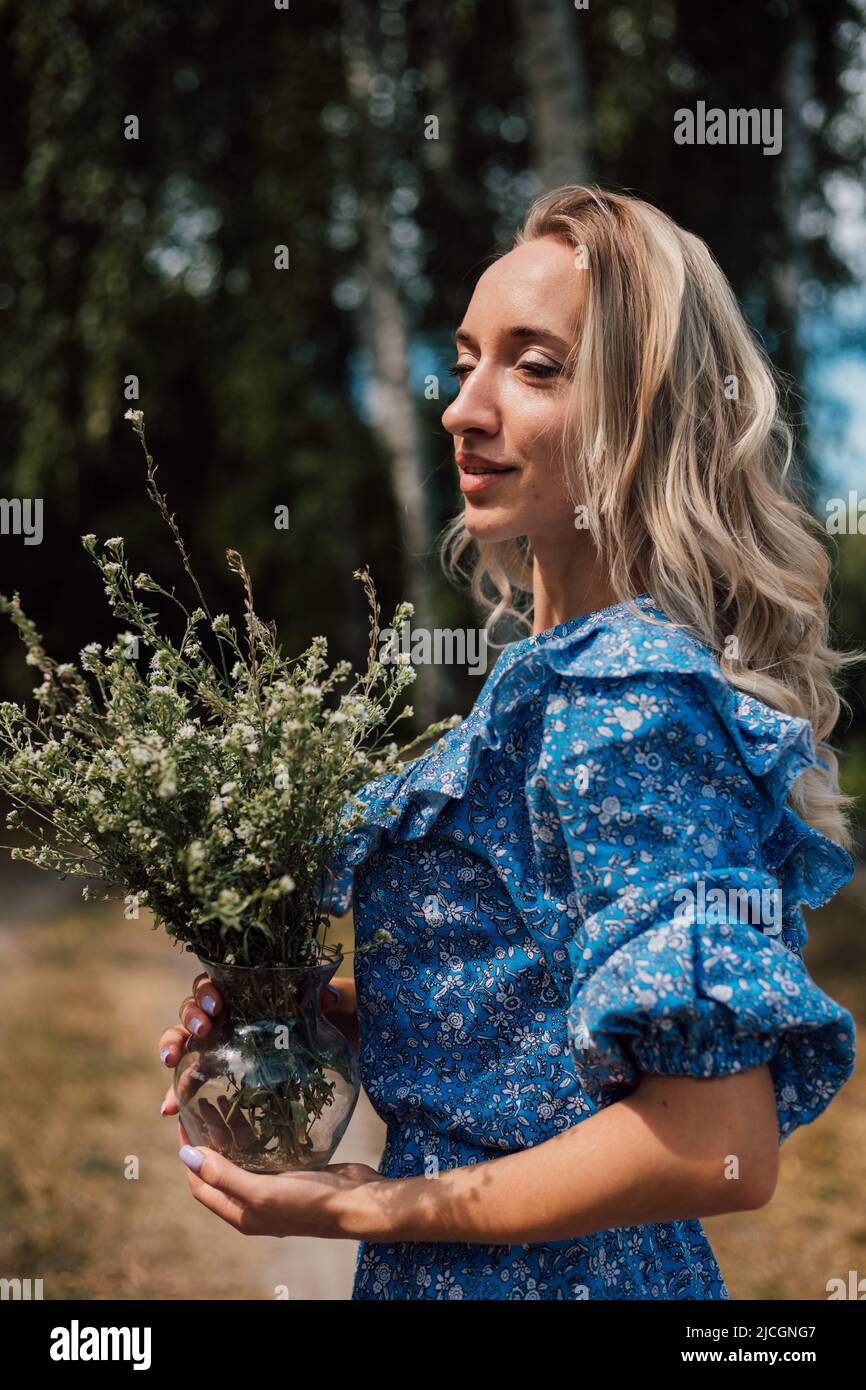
[201,993,218,1016]
[188,1017,204,1036]
[160,1046,172,1064]
[178,1145,204,1174]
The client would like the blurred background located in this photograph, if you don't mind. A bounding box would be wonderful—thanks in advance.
[0,0,864,1300]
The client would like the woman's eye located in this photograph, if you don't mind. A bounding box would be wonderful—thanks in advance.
[520,359,561,377]
[448,359,561,382]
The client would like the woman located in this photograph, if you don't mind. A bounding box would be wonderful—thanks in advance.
[159,185,859,1300]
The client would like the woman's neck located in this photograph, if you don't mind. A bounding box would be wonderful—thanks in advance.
[530,543,621,636]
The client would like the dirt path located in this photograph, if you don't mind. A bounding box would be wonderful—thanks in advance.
[0,871,386,1301]
[1,864,863,1300]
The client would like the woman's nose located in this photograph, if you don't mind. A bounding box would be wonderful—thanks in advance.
[441,371,498,438]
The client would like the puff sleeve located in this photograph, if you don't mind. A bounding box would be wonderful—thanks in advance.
[533,663,857,1145]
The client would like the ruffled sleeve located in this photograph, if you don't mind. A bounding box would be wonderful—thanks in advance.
[318,771,408,917]
[319,639,543,916]
[531,621,857,1145]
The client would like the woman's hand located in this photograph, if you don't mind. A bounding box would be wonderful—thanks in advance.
[158,972,359,1118]
[176,1114,384,1238]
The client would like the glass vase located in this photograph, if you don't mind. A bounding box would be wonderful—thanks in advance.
[174,944,360,1174]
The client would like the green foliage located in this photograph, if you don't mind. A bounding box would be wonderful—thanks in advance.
[0,414,459,966]
[0,0,863,734]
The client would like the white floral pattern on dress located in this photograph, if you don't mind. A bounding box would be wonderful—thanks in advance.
[325,594,856,1300]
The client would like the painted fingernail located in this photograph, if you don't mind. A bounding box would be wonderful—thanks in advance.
[160,1046,172,1064]
[160,1100,167,1115]
[201,993,218,1016]
[178,1145,204,1173]
[188,1017,204,1036]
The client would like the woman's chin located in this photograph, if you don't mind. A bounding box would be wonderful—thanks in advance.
[463,505,523,543]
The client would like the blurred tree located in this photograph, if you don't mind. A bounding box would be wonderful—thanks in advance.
[578,0,865,504]
[0,0,863,766]
[339,0,447,724]
[515,0,591,187]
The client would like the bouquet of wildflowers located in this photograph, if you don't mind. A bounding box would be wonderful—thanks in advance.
[0,410,458,1169]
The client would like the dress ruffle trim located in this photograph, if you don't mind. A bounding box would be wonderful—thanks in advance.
[326,596,853,915]
[565,906,857,1141]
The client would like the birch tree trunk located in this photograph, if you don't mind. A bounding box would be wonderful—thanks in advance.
[341,0,443,727]
[514,0,592,188]
[774,22,817,500]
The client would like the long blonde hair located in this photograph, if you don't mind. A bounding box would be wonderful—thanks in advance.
[441,184,861,850]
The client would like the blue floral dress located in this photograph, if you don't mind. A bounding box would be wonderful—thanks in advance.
[326,593,857,1300]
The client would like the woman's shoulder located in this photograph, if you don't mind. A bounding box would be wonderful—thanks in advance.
[525,596,854,917]
[325,593,853,919]
[530,595,812,767]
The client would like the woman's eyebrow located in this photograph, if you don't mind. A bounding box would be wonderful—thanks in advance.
[453,324,570,352]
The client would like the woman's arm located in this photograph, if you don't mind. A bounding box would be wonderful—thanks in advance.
[337,1064,780,1244]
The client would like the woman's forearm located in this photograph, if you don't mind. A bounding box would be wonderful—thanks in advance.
[339,1068,779,1244]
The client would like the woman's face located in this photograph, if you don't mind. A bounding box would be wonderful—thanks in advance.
[441,235,583,547]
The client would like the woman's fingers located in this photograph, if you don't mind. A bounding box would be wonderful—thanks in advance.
[159,1029,186,1116]
[178,993,212,1042]
[175,977,223,1043]
[323,977,356,1015]
[160,976,222,1123]
[159,1024,190,1068]
[193,974,223,1019]
[161,975,224,1074]
[321,980,360,1054]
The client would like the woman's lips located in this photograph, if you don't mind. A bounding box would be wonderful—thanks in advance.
[457,456,518,495]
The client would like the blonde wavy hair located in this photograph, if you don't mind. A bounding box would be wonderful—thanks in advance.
[441,184,861,850]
